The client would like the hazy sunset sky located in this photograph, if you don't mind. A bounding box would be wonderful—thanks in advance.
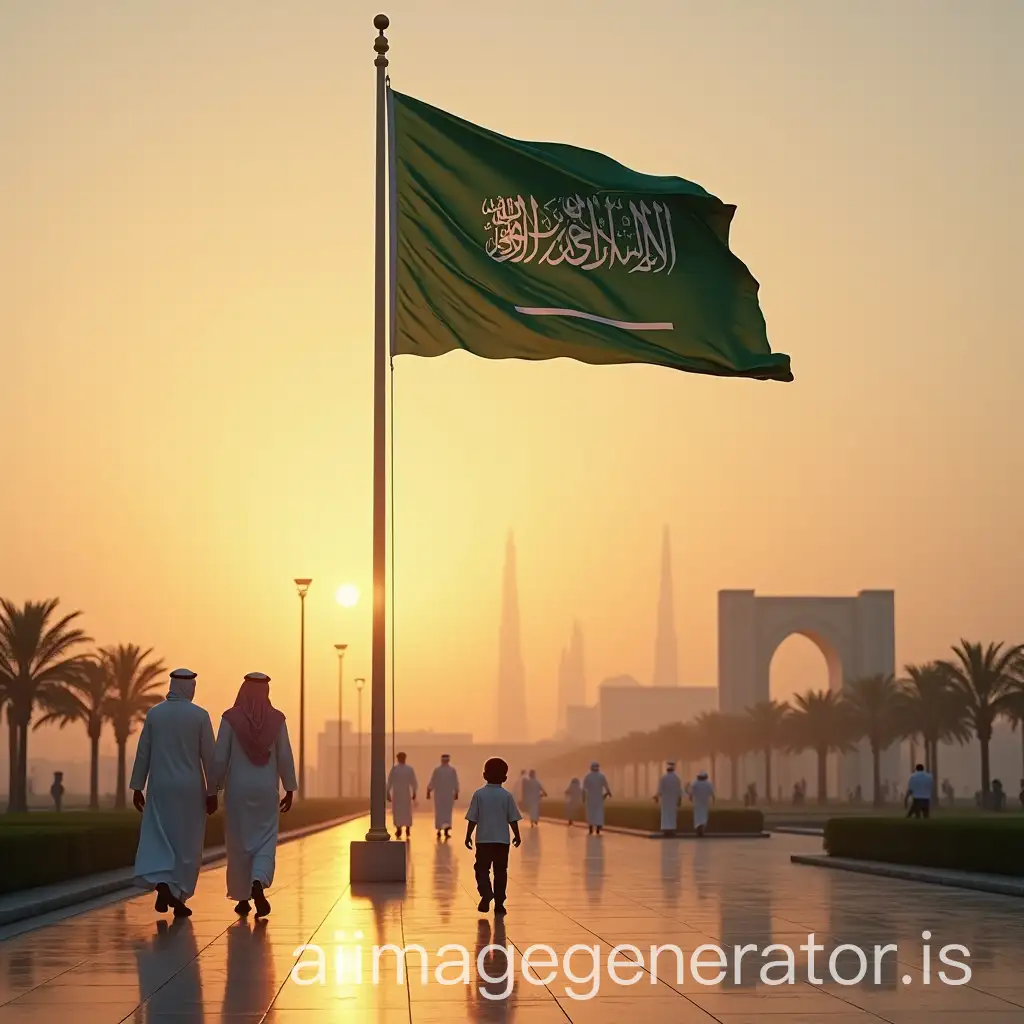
[2,0,1021,766]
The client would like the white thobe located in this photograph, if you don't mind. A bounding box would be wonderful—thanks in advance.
[427,764,459,829]
[214,718,298,900]
[690,779,715,829]
[130,698,217,902]
[582,771,609,827]
[522,777,544,822]
[387,763,418,827]
[657,772,683,831]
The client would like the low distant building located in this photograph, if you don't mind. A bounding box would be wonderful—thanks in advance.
[565,704,600,745]
[598,683,717,742]
[313,723,573,798]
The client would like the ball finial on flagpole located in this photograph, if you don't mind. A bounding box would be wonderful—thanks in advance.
[374,14,389,62]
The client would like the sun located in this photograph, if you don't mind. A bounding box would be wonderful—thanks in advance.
[335,583,360,608]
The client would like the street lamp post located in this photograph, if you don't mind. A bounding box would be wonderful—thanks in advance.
[355,676,366,797]
[294,578,312,799]
[334,644,348,798]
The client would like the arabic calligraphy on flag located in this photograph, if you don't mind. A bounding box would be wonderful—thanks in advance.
[482,195,677,275]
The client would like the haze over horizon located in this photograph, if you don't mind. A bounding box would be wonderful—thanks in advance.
[2,0,1022,766]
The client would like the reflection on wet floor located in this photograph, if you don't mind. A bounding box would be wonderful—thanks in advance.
[1,815,1023,1022]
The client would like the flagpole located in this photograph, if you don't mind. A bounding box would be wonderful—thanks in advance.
[365,12,391,844]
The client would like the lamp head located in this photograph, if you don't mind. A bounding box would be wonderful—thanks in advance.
[294,578,312,597]
[335,643,348,656]
[355,676,366,692]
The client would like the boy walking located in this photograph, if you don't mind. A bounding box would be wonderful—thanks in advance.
[465,757,522,916]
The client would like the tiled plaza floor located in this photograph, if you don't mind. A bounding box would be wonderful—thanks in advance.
[1,816,1022,1022]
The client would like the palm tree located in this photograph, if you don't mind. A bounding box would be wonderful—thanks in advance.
[843,674,903,807]
[0,599,91,812]
[693,711,729,782]
[0,678,13,815]
[102,644,165,808]
[786,689,856,805]
[1000,660,1024,781]
[33,657,112,810]
[718,713,753,800]
[937,641,1024,806]
[746,700,791,805]
[897,662,971,784]
[1004,696,1024,782]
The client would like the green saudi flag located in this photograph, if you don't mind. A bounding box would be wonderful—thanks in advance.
[389,90,792,382]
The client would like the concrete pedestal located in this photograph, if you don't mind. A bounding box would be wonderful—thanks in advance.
[350,839,407,883]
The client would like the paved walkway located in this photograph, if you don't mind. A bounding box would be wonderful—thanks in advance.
[1,817,1022,1023]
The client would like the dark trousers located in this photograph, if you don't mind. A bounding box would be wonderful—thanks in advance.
[474,843,510,904]
[907,798,930,819]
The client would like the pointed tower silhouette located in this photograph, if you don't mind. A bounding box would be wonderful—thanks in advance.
[556,646,569,733]
[652,525,679,686]
[556,620,587,734]
[498,532,528,738]
[568,620,586,706]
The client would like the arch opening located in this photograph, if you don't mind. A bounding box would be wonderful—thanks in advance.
[769,632,841,803]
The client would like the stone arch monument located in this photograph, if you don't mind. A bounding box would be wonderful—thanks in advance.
[718,589,898,795]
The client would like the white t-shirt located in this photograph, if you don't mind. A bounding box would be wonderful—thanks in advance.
[907,770,933,800]
[466,784,522,844]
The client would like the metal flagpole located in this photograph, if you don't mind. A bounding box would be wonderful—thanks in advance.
[364,12,391,843]
[387,77,398,771]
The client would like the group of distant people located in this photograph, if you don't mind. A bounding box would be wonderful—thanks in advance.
[129,668,297,919]
[384,757,550,840]
[383,752,529,914]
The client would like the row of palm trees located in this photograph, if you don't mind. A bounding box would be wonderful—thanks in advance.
[540,641,1024,807]
[0,598,166,812]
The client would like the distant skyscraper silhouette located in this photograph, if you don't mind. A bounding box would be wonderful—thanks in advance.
[557,647,569,733]
[498,532,528,738]
[652,525,680,686]
[556,621,587,733]
[568,620,586,705]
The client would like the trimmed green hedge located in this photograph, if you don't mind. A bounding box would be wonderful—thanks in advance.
[539,799,763,834]
[0,797,368,895]
[824,816,1024,877]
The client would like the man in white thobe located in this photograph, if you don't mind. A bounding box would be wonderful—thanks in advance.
[690,771,715,836]
[522,769,547,827]
[655,761,683,835]
[582,762,611,835]
[427,754,459,839]
[214,672,298,918]
[130,668,217,916]
[387,750,418,839]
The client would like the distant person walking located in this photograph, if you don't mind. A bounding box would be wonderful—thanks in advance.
[130,668,218,917]
[387,751,418,838]
[50,772,65,812]
[521,770,547,827]
[214,672,297,918]
[465,757,522,916]
[427,754,459,840]
[689,771,715,836]
[655,762,683,836]
[905,763,933,819]
[565,778,583,826]
[582,762,611,835]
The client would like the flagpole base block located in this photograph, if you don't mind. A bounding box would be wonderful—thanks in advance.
[350,839,407,883]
